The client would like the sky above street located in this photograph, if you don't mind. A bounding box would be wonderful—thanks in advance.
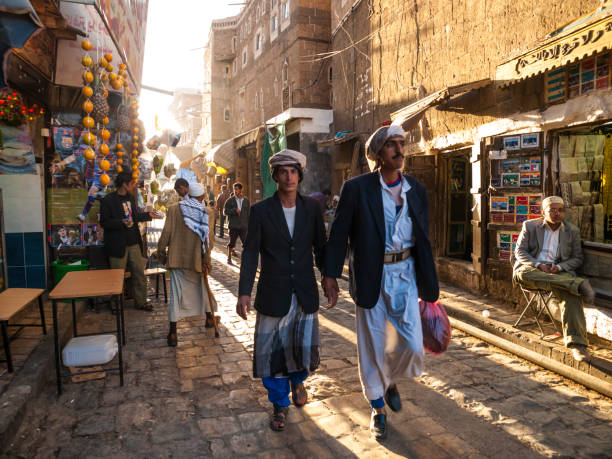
[139,0,242,141]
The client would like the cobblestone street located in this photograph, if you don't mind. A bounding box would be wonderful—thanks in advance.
[5,247,612,458]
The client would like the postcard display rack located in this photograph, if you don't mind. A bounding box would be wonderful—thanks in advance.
[487,133,543,262]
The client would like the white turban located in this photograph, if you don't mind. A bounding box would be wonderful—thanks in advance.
[542,196,564,210]
[189,182,205,197]
[268,149,307,170]
[365,125,406,160]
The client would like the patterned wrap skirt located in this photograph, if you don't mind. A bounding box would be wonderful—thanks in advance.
[253,294,320,378]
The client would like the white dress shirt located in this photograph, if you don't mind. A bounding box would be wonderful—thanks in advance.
[536,223,561,269]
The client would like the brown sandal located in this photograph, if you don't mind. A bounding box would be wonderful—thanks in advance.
[291,382,308,407]
[270,405,288,431]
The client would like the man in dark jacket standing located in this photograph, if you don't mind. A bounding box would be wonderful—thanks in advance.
[101,170,161,310]
[322,125,439,439]
[215,185,230,238]
[237,149,326,432]
[223,182,250,264]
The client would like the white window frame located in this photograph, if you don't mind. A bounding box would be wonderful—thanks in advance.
[242,48,248,68]
[282,1,290,20]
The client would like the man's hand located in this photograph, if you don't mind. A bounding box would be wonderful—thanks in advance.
[538,264,552,273]
[550,265,560,274]
[236,208,241,215]
[237,295,251,320]
[322,276,339,309]
[149,211,163,219]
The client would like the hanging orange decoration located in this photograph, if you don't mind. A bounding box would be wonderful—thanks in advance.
[116,143,123,149]
[83,132,96,145]
[82,86,93,98]
[98,57,108,67]
[81,55,93,67]
[99,144,109,155]
[102,116,109,125]
[99,159,110,171]
[116,151,123,157]
[131,157,138,165]
[83,71,94,84]
[83,100,93,113]
[82,116,94,129]
[106,64,113,72]
[117,158,123,165]
[100,129,111,141]
[100,173,111,186]
[109,72,118,81]
[132,171,139,179]
[81,40,93,51]
[116,166,123,173]
[119,63,126,70]
[83,148,95,161]
[104,53,113,62]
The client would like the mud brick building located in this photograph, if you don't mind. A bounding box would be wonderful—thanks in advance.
[325,0,612,338]
[202,0,333,200]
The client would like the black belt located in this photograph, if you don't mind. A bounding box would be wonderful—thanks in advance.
[383,248,411,264]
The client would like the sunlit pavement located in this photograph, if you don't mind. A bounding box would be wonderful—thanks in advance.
[6,245,612,458]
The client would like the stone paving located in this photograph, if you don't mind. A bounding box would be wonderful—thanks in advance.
[5,247,612,458]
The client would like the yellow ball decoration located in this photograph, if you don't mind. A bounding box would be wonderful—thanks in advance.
[116,166,123,173]
[132,127,140,134]
[132,142,138,148]
[82,116,94,129]
[132,149,138,155]
[83,148,95,161]
[132,171,139,179]
[99,159,110,171]
[81,40,93,51]
[131,157,138,165]
[101,73,108,82]
[133,135,139,141]
[109,72,118,81]
[119,63,126,70]
[82,86,93,98]
[116,143,123,150]
[83,100,93,113]
[117,158,123,165]
[100,129,111,141]
[106,64,113,72]
[81,55,93,67]
[100,173,110,186]
[83,132,96,145]
[102,117,109,125]
[83,71,94,84]
[99,144,110,155]
[98,57,108,67]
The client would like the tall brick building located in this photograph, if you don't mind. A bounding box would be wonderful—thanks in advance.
[203,0,333,201]
[327,0,612,325]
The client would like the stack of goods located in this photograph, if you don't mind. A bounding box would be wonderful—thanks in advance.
[558,135,605,242]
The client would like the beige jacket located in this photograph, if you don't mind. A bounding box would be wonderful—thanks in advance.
[157,203,216,272]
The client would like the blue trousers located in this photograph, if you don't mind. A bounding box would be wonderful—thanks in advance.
[262,370,308,407]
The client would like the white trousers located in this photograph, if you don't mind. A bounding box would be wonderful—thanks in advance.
[356,258,423,401]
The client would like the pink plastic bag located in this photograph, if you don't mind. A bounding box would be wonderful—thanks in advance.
[419,300,451,355]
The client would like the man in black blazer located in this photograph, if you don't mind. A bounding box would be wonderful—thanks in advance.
[322,125,439,439]
[100,170,161,310]
[237,149,326,432]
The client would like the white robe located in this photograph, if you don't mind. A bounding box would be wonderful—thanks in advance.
[356,174,423,401]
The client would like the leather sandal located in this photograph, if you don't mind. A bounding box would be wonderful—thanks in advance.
[370,411,387,440]
[205,315,220,328]
[290,381,308,407]
[270,405,288,431]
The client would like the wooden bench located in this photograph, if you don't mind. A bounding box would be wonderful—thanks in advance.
[0,288,46,373]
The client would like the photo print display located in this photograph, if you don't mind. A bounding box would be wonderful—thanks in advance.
[48,223,82,248]
[521,133,540,149]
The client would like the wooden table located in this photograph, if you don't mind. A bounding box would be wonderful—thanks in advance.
[0,288,46,373]
[48,269,125,395]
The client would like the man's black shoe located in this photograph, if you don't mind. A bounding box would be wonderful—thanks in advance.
[384,386,402,412]
[370,412,387,440]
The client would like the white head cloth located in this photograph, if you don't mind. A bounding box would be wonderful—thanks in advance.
[268,149,307,170]
[365,125,406,160]
[189,182,205,197]
[542,196,564,210]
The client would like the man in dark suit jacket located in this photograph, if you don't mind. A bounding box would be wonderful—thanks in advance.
[322,125,439,439]
[237,149,326,432]
[100,170,160,310]
[223,183,250,264]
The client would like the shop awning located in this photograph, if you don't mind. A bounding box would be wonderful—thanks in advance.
[391,79,491,127]
[205,139,234,171]
[495,6,612,87]
[234,125,262,150]
[317,131,361,147]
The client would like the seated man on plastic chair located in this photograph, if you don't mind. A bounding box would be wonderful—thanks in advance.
[513,196,595,362]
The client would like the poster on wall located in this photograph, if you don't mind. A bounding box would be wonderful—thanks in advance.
[82,223,104,246]
[48,223,82,248]
[497,231,520,260]
[0,125,37,174]
[490,194,542,226]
